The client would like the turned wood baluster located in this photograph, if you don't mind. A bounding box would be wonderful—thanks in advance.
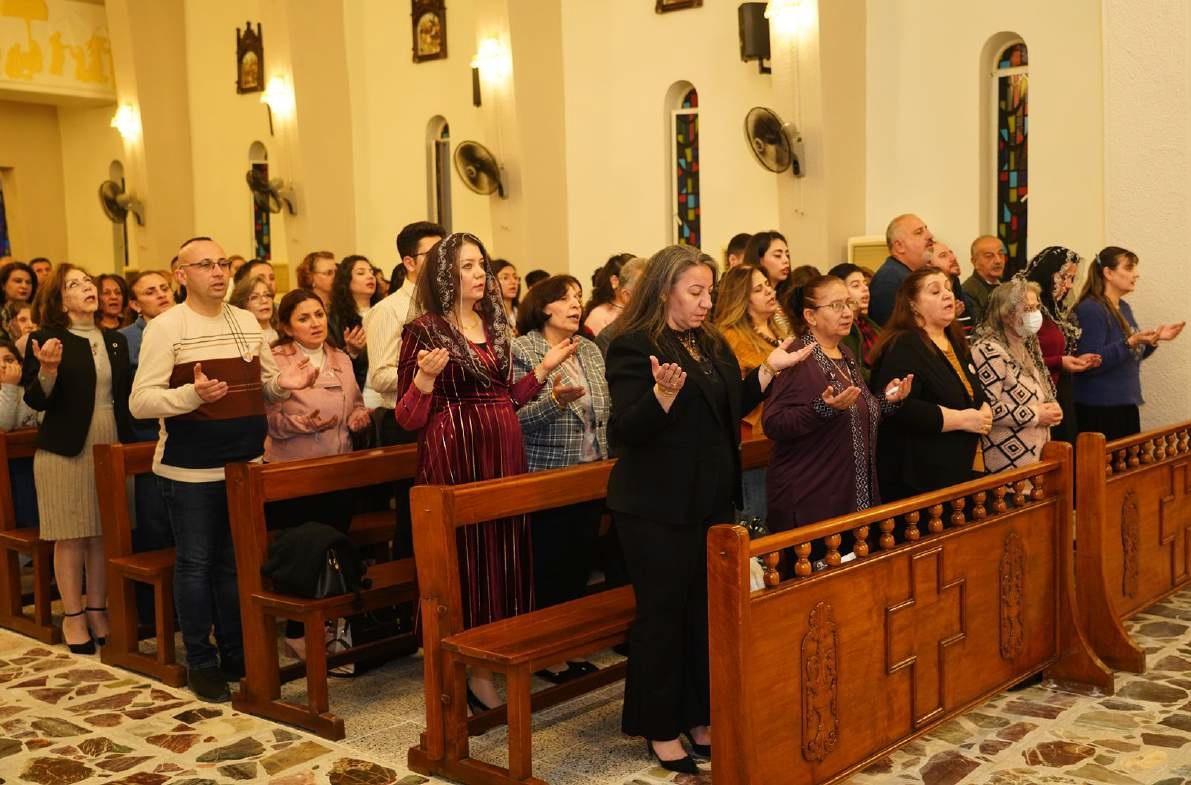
[1179,430,1190,454]
[1031,473,1047,501]
[950,497,967,526]
[879,518,896,550]
[1166,432,1178,458]
[794,543,813,577]
[927,504,945,534]
[762,552,780,588]
[1141,439,1155,465]
[992,485,1008,514]
[1012,480,1028,507]
[1155,436,1167,462]
[824,534,842,567]
[853,525,870,559]
[971,491,988,520]
[905,511,921,541]
[1105,452,1114,476]
[1114,449,1128,474]
[1127,445,1140,468]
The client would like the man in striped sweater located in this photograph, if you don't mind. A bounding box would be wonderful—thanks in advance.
[130,236,317,702]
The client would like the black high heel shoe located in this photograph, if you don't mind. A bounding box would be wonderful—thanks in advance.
[682,729,711,759]
[62,610,96,655]
[646,739,699,775]
[85,606,108,647]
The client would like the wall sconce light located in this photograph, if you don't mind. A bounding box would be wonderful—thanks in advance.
[110,104,141,142]
[765,0,810,37]
[260,75,295,135]
[470,38,512,107]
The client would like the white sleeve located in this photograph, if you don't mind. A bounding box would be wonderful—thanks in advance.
[129,318,204,419]
[365,300,402,394]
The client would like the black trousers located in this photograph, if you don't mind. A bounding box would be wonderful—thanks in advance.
[1075,403,1141,442]
[379,407,418,560]
[532,500,602,609]
[615,511,717,740]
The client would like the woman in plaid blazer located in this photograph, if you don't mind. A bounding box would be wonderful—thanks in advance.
[512,275,610,683]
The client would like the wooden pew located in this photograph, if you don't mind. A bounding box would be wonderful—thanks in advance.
[93,441,184,686]
[1074,421,1191,673]
[0,429,57,643]
[225,444,419,740]
[706,442,1111,785]
[407,438,773,785]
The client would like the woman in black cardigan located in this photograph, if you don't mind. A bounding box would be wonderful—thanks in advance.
[604,245,811,773]
[869,267,992,502]
[22,265,134,653]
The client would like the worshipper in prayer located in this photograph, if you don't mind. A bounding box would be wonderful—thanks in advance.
[96,274,132,329]
[22,265,135,654]
[742,230,794,334]
[789,264,821,289]
[298,250,336,306]
[326,254,379,391]
[604,245,812,773]
[592,257,646,356]
[0,261,36,306]
[492,258,521,332]
[131,236,317,703]
[121,270,176,380]
[827,262,881,382]
[1022,246,1101,442]
[229,274,278,346]
[1074,246,1185,440]
[395,232,579,711]
[0,338,37,430]
[232,258,277,293]
[582,252,634,336]
[764,275,911,536]
[869,267,992,502]
[724,232,752,270]
[714,264,792,519]
[2,300,36,347]
[29,257,52,285]
[963,235,1007,325]
[869,214,935,326]
[970,279,1063,472]
[511,275,609,682]
[930,242,976,332]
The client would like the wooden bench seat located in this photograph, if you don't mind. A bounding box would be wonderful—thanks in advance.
[227,444,419,740]
[109,547,175,579]
[0,429,57,644]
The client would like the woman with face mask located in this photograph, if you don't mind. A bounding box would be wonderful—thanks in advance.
[970,278,1062,472]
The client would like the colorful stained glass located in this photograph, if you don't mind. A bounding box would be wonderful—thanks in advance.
[0,182,10,258]
[996,43,1028,277]
[252,161,271,260]
[675,87,701,248]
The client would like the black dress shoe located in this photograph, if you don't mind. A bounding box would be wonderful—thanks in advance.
[85,607,108,647]
[682,729,711,758]
[534,661,597,684]
[646,740,699,775]
[62,610,95,655]
[188,666,231,703]
[219,657,245,683]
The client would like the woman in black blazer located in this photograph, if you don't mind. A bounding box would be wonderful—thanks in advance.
[604,245,811,774]
[22,265,134,653]
[869,267,992,502]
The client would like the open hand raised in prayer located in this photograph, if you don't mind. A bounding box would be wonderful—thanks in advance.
[347,408,372,433]
[192,362,229,403]
[1155,321,1186,343]
[30,338,63,376]
[765,338,815,373]
[297,408,339,432]
[540,336,580,375]
[551,375,586,406]
[650,354,687,413]
[277,356,319,390]
[413,348,450,393]
[883,374,914,403]
[1061,353,1101,373]
[343,326,367,358]
[1128,329,1160,349]
[822,385,862,411]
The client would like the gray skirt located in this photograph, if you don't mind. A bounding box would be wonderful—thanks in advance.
[34,406,118,541]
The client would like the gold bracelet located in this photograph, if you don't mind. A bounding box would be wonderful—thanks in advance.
[549,386,562,407]
[655,383,679,398]
[761,360,779,377]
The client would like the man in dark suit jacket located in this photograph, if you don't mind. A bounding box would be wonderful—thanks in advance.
[869,213,935,326]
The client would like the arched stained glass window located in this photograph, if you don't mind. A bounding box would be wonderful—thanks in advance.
[996,42,1028,277]
[672,87,701,248]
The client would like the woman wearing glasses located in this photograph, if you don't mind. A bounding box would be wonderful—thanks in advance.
[763,275,911,537]
[969,279,1062,472]
[21,264,135,653]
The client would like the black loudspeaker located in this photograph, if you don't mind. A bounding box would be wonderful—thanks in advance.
[739,2,770,64]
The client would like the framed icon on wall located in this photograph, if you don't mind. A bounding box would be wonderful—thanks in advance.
[412,0,447,63]
[236,21,264,94]
[656,0,703,13]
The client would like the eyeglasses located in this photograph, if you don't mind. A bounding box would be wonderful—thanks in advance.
[248,293,273,304]
[181,259,232,273]
[811,299,859,313]
[65,276,94,290]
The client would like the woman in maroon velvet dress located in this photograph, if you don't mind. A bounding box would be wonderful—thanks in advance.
[395,232,578,710]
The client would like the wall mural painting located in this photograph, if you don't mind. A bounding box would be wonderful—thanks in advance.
[0,0,114,98]
[996,42,1028,277]
[412,0,447,63]
[236,21,264,94]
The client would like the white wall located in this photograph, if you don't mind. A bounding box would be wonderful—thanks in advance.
[865,0,1105,277]
[58,103,122,272]
[0,101,68,261]
[1101,0,1191,429]
[560,0,781,286]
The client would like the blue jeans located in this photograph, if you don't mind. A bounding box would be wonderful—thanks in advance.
[740,467,768,522]
[157,476,242,670]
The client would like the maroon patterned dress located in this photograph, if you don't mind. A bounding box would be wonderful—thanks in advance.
[395,314,542,627]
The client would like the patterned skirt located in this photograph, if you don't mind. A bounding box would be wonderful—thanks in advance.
[33,406,118,541]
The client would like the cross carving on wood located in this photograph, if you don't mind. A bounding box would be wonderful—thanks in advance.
[1159,460,1191,586]
[886,547,966,728]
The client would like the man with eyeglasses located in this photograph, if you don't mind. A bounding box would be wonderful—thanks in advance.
[130,236,318,703]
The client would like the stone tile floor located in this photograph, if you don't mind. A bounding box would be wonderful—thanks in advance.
[0,588,1189,784]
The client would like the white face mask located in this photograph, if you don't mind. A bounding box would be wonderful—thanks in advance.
[1017,309,1043,337]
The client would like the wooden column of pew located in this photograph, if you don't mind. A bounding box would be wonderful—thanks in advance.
[224,444,419,740]
[0,429,57,643]
[1074,421,1191,673]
